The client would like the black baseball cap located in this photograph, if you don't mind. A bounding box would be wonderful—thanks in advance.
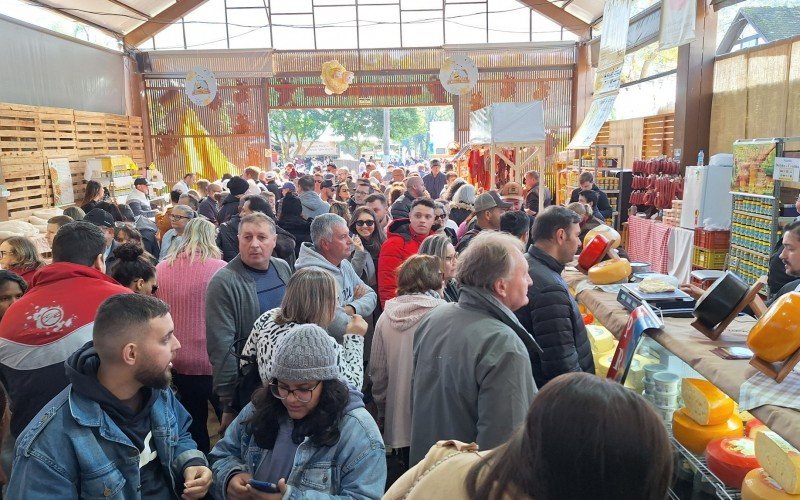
[134,177,150,186]
[321,179,334,189]
[84,208,115,228]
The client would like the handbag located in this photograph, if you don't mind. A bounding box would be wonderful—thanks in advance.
[227,337,263,413]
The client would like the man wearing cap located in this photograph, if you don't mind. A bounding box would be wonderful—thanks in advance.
[422,159,446,199]
[84,208,119,273]
[500,181,524,211]
[217,176,249,225]
[263,171,282,200]
[455,192,511,253]
[320,179,335,203]
[127,177,151,208]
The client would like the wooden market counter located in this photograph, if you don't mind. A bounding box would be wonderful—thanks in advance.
[564,269,800,451]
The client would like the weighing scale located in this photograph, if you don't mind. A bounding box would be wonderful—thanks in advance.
[617,283,696,317]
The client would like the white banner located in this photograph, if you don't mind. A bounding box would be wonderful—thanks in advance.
[47,158,75,207]
[659,0,696,50]
[567,94,618,150]
[597,0,635,71]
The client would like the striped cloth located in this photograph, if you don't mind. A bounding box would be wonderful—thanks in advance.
[739,369,800,413]
[626,216,673,274]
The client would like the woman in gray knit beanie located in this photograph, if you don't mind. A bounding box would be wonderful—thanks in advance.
[209,323,387,499]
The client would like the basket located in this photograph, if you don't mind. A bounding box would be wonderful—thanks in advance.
[692,248,727,270]
[694,228,730,251]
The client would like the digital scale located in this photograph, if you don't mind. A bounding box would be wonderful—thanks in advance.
[617,283,696,317]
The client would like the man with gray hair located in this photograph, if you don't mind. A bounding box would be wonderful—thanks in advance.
[390,175,426,220]
[205,212,292,433]
[409,231,540,466]
[295,213,376,343]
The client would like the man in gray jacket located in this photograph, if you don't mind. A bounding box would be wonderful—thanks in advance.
[205,212,292,432]
[297,174,330,218]
[295,213,377,342]
[409,231,540,466]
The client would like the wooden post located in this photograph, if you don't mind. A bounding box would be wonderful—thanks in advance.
[673,0,717,168]
[572,43,593,138]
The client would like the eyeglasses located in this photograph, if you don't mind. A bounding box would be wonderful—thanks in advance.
[355,220,375,227]
[434,214,447,220]
[169,214,191,221]
[269,381,321,403]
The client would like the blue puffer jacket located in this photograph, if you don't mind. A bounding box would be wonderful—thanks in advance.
[210,394,386,499]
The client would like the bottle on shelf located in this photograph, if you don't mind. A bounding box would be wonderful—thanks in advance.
[697,150,705,167]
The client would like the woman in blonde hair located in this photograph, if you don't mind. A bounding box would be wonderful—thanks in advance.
[0,236,45,287]
[242,266,368,391]
[155,217,226,453]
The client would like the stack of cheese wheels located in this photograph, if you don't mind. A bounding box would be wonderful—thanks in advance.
[746,292,800,363]
[754,431,800,495]
[585,325,617,369]
[596,353,653,392]
[706,437,760,488]
[588,258,632,285]
[672,379,743,454]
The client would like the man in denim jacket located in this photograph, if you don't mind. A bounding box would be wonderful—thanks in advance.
[7,294,212,499]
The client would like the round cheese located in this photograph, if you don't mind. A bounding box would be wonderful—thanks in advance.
[586,325,616,353]
[672,408,743,454]
[747,292,800,363]
[755,431,800,494]
[747,419,768,439]
[706,437,760,488]
[681,378,735,426]
[588,258,632,285]
[742,469,799,500]
[579,234,611,270]
[583,225,621,250]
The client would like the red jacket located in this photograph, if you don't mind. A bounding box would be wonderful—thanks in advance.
[377,219,432,308]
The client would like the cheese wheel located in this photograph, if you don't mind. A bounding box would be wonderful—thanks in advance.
[742,469,799,500]
[747,419,768,439]
[597,354,612,379]
[588,258,632,285]
[706,437,760,488]
[586,325,616,353]
[672,408,743,454]
[583,225,621,250]
[747,292,800,363]
[579,234,611,270]
[681,378,735,426]
[755,431,800,494]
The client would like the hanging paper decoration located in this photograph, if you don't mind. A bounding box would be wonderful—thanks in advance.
[233,113,252,134]
[533,80,551,101]
[320,60,354,95]
[233,80,251,104]
[470,90,484,112]
[185,66,218,107]
[439,55,479,95]
[659,0,696,49]
[500,74,516,100]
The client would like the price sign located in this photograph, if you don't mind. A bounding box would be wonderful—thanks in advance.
[773,157,800,182]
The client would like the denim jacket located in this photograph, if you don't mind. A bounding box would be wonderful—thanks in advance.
[8,385,207,499]
[210,403,386,499]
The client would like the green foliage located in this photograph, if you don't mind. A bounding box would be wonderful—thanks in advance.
[269,109,327,158]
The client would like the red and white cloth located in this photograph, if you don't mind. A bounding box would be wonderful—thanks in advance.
[627,216,673,274]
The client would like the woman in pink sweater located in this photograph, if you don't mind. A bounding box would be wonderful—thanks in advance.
[156,217,226,453]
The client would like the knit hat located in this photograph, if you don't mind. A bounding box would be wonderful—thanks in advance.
[268,324,340,382]
[227,176,249,196]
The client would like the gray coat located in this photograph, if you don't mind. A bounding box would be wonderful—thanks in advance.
[409,286,538,466]
[298,190,330,218]
[205,255,292,406]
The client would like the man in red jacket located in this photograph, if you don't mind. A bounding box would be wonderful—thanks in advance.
[0,221,130,438]
[378,198,436,308]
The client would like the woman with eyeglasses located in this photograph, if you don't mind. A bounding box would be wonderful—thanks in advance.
[210,323,386,499]
[109,242,157,295]
[155,217,226,453]
[0,236,45,288]
[432,201,458,246]
[158,204,195,261]
[370,255,445,479]
[418,233,460,303]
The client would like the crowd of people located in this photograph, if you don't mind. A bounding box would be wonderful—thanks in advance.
[0,159,678,499]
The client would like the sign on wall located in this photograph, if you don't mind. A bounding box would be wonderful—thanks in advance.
[439,55,478,95]
[47,158,74,207]
[185,66,218,107]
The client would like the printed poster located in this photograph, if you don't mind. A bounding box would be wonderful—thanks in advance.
[597,0,635,71]
[567,93,618,150]
[732,141,777,195]
[659,0,696,50]
[47,158,74,207]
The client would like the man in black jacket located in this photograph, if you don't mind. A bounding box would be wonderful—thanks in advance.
[217,196,296,268]
[568,172,613,219]
[515,206,595,387]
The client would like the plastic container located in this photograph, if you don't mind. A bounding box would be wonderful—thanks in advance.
[653,371,681,394]
[643,363,667,383]
[654,390,680,408]
[644,378,656,395]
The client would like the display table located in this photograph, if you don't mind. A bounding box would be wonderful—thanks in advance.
[565,269,800,451]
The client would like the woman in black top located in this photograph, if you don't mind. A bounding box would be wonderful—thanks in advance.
[277,194,312,257]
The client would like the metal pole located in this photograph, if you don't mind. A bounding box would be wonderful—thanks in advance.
[383,108,391,158]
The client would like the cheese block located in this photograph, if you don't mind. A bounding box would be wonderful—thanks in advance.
[579,234,611,270]
[742,469,800,499]
[706,437,760,488]
[597,354,612,379]
[588,258,632,285]
[672,408,743,454]
[586,325,616,353]
[747,292,800,363]
[681,378,735,426]
[755,431,800,494]
[747,419,768,439]
[583,225,621,250]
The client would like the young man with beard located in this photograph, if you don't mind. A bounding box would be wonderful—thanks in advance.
[770,220,800,302]
[7,294,212,499]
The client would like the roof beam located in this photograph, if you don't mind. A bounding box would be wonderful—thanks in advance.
[516,0,591,39]
[107,0,150,20]
[124,0,207,47]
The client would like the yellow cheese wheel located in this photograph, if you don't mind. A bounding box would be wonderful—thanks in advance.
[672,408,743,454]
[592,345,617,374]
[755,431,800,494]
[588,258,632,285]
[595,353,651,392]
[584,225,621,250]
[586,325,616,353]
[742,469,800,499]
[747,292,800,363]
[681,378,735,426]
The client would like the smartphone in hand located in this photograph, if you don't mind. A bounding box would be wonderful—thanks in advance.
[249,479,280,493]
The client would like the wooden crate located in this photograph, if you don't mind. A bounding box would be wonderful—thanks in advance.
[128,116,146,166]
[75,111,107,155]
[38,107,77,159]
[0,156,52,220]
[643,114,675,159]
[105,115,130,155]
[0,104,40,157]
